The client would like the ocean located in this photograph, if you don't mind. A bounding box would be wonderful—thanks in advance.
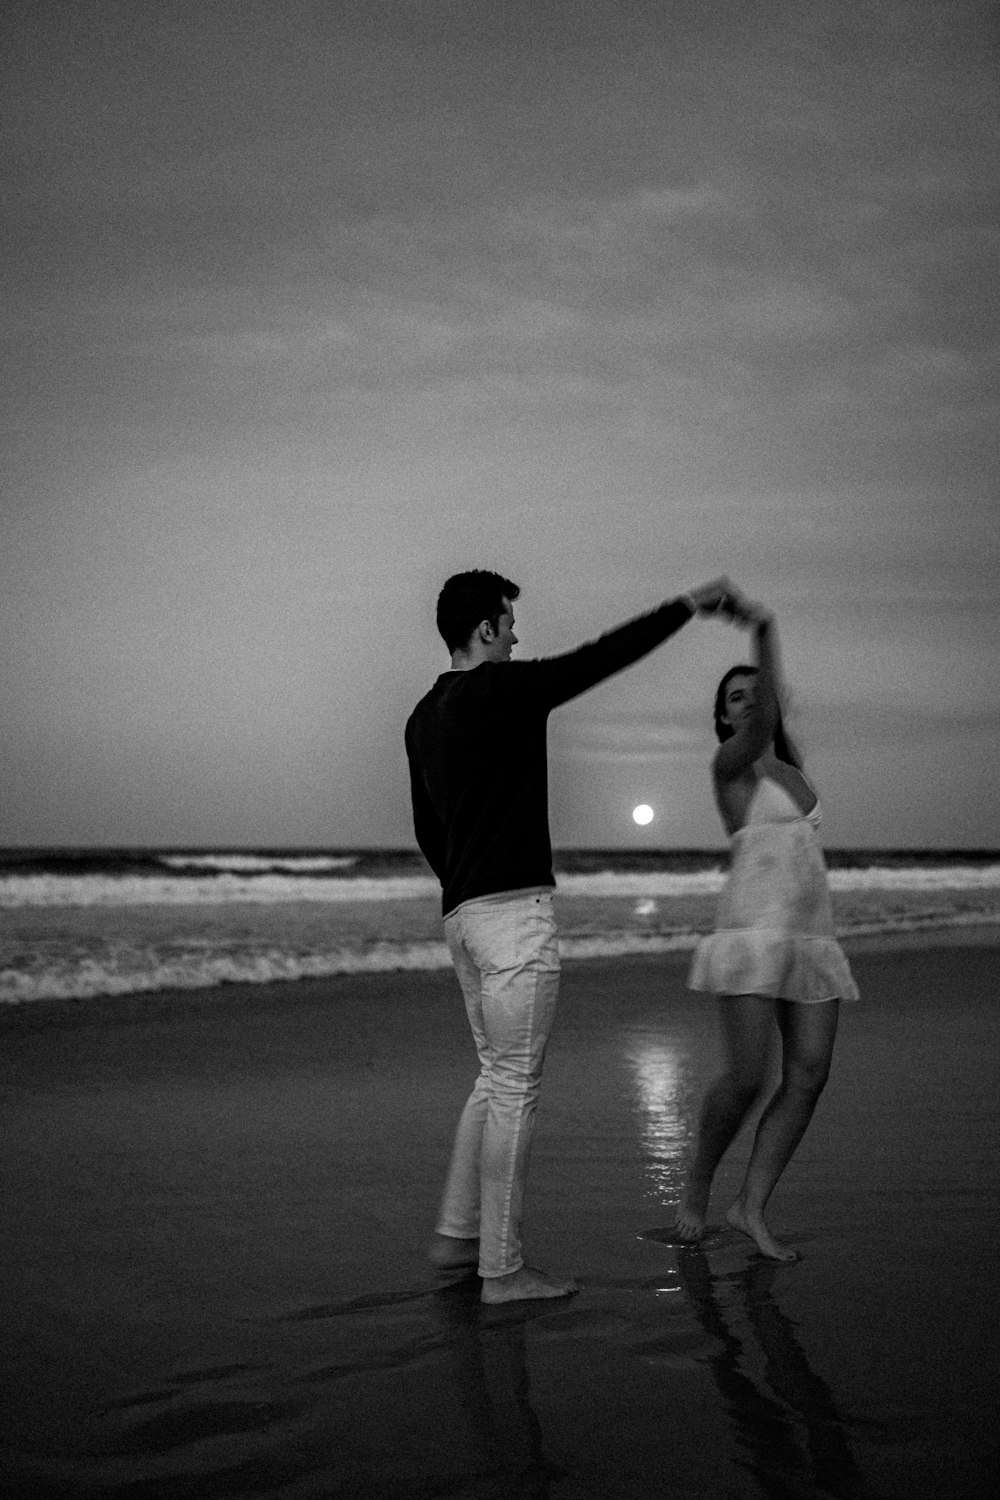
[2,846,999,1007]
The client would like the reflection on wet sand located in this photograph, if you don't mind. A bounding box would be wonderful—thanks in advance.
[437,1254,864,1499]
[398,1268,862,1500]
[672,1244,865,1499]
[631,1032,863,1495]
[627,1036,694,1204]
[689,1248,869,1500]
[67,1280,563,1500]
[431,1277,564,1499]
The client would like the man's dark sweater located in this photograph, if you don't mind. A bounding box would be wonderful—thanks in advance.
[405,597,695,916]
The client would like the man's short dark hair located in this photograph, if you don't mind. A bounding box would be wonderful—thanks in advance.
[436,569,520,652]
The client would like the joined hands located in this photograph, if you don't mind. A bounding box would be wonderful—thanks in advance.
[687,578,772,629]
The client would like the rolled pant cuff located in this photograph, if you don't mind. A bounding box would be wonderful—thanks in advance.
[479,1259,525,1280]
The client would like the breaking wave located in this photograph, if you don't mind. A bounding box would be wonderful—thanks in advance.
[4,864,1000,910]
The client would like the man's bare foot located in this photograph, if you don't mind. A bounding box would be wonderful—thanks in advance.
[480,1266,579,1304]
[726,1202,799,1262]
[674,1179,711,1242]
[429,1234,479,1273]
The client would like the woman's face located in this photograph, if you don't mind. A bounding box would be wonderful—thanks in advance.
[722,673,756,731]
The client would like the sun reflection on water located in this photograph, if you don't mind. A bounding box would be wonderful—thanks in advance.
[627,1039,694,1205]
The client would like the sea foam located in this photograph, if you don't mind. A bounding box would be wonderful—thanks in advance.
[3,864,1000,909]
[159,853,358,873]
[0,873,441,908]
[3,908,997,1005]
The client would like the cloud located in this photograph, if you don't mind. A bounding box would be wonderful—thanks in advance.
[3,0,998,849]
[553,709,705,765]
[806,700,994,750]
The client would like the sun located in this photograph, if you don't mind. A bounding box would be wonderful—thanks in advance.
[632,804,654,826]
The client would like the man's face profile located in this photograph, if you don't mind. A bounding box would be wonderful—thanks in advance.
[484,597,518,663]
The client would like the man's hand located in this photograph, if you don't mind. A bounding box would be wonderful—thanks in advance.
[686,577,745,617]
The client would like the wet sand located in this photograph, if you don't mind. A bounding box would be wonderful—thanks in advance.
[2,936,999,1498]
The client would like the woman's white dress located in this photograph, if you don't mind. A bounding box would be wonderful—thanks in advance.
[688,775,859,1004]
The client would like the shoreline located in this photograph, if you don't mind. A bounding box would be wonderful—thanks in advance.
[5,864,998,1010]
[1,917,997,1031]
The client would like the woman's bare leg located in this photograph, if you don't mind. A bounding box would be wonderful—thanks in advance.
[675,996,774,1240]
[727,999,839,1260]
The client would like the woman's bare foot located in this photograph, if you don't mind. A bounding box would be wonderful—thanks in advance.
[674,1178,712,1241]
[726,1202,800,1262]
[429,1234,479,1273]
[480,1266,579,1304]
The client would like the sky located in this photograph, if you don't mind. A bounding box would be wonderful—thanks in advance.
[3,0,998,850]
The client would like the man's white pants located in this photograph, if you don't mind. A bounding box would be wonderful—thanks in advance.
[438,889,560,1279]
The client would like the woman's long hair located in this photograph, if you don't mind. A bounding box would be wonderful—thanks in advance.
[713,665,802,768]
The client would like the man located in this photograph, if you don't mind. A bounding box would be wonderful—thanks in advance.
[405,569,739,1303]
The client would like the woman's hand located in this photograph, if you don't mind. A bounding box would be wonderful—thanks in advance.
[733,599,774,630]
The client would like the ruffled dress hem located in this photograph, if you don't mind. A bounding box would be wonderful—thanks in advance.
[688,929,860,1004]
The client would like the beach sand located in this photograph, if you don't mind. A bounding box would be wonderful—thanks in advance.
[2,934,998,1498]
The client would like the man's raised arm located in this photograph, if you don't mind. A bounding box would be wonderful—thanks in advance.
[527,576,740,711]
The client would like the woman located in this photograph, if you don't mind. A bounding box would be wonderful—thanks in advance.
[677,602,858,1260]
